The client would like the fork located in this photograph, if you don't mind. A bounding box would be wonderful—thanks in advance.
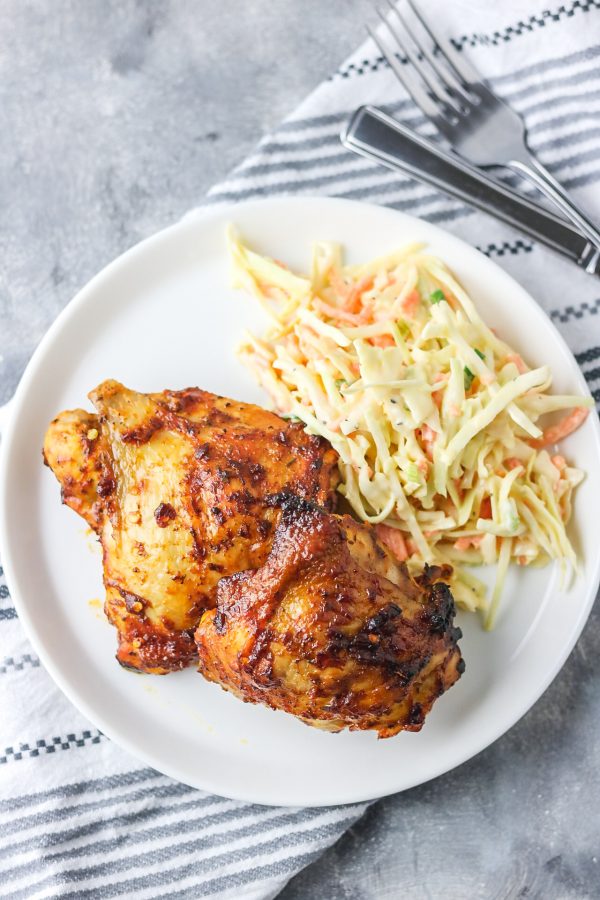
[369,0,600,250]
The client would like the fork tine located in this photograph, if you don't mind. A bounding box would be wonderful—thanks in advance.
[390,0,472,103]
[367,24,441,120]
[403,0,481,86]
[380,3,462,114]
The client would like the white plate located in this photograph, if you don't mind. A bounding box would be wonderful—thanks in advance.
[1,197,599,807]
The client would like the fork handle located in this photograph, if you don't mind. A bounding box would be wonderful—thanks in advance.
[509,155,600,251]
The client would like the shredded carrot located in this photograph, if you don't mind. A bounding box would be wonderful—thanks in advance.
[369,334,396,348]
[506,353,527,374]
[505,457,522,470]
[479,496,492,519]
[454,535,484,551]
[263,285,287,302]
[400,289,421,316]
[551,454,566,470]
[450,478,464,505]
[444,291,459,311]
[416,458,429,476]
[532,407,589,448]
[376,524,408,562]
[312,298,367,325]
[346,274,374,313]
[419,425,437,460]
[432,375,445,410]
[325,271,373,314]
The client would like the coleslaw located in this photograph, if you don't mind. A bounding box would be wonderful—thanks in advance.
[227,227,592,628]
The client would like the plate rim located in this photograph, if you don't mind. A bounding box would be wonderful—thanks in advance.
[1,194,599,807]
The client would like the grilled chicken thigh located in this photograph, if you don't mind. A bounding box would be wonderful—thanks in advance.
[196,494,464,737]
[43,381,339,673]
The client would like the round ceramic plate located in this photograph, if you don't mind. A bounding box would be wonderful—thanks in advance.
[1,197,599,807]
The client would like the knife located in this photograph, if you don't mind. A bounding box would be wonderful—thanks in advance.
[341,105,600,276]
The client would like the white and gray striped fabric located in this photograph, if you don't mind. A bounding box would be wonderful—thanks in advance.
[2,1,600,897]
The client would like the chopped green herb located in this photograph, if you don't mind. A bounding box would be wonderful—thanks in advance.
[430,289,445,304]
[474,348,485,360]
[464,366,475,390]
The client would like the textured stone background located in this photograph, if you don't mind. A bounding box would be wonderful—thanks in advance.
[1,2,599,898]
[0,0,361,405]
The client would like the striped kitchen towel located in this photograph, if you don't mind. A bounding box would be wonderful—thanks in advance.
[1,1,600,897]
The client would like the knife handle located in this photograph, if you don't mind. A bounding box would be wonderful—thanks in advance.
[341,106,600,276]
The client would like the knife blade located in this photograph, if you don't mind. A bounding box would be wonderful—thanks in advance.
[341,105,600,276]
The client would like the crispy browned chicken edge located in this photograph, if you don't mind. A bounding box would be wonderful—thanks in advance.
[195,492,464,738]
[42,383,465,738]
[41,383,340,675]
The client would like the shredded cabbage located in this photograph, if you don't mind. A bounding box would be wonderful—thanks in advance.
[227,227,592,629]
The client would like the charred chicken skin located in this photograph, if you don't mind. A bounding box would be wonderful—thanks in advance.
[43,381,339,674]
[196,494,464,737]
[44,380,463,735]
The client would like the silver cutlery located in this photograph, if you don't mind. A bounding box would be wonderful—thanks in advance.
[369,0,600,251]
[341,105,600,275]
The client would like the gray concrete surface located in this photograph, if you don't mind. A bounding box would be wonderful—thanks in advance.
[0,0,362,405]
[1,2,599,899]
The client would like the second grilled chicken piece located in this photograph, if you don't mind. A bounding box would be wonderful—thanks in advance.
[196,494,464,737]
[43,381,338,674]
